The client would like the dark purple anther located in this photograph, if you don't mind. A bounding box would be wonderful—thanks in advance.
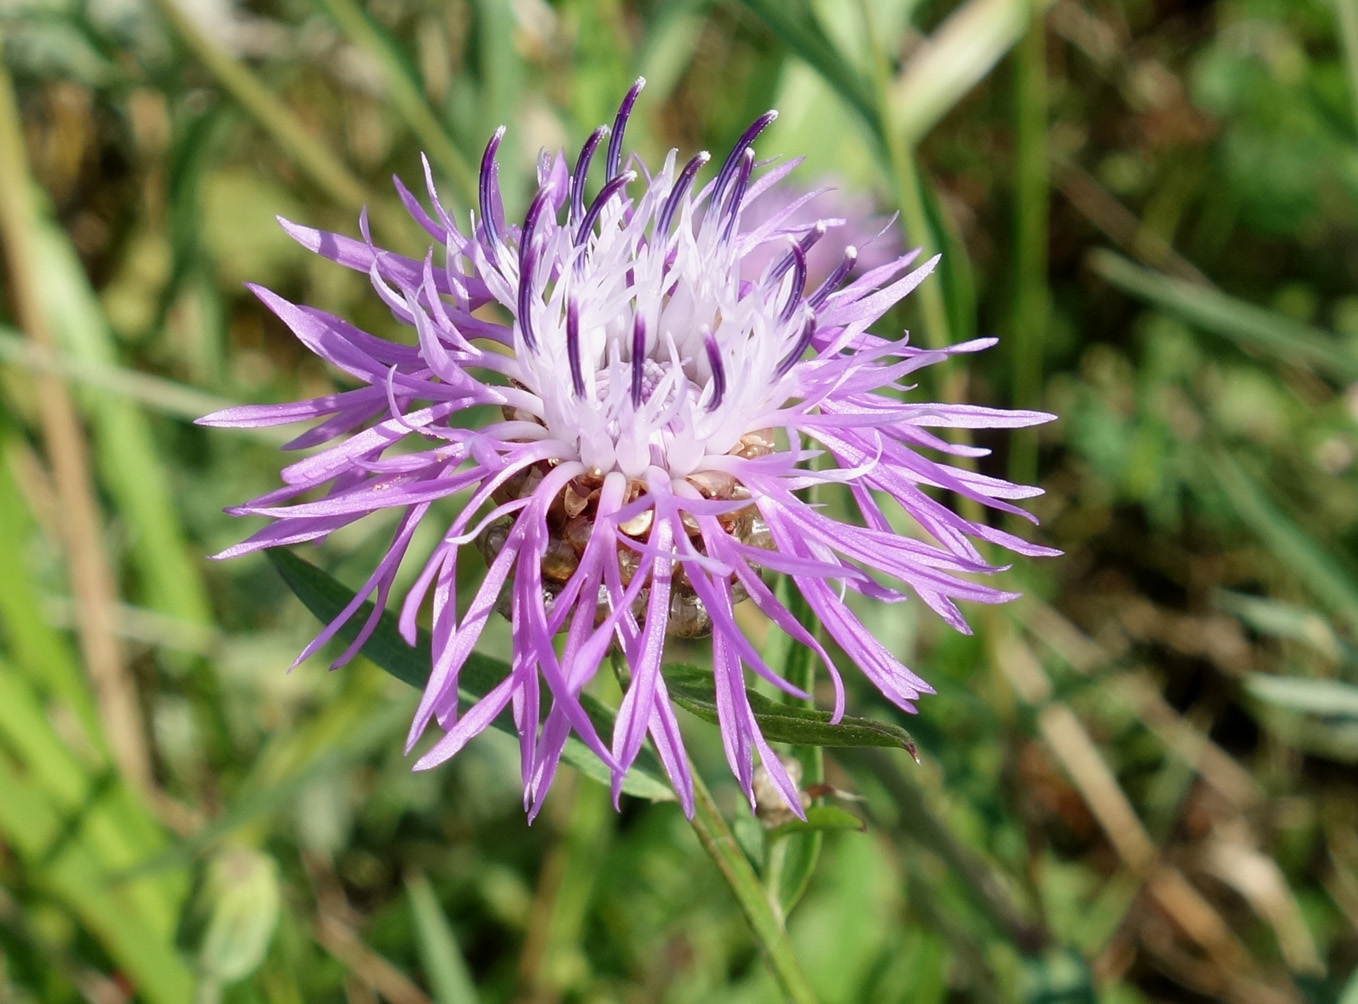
[519,186,554,275]
[778,243,807,325]
[766,222,826,287]
[702,327,725,411]
[712,111,776,205]
[720,149,755,244]
[517,240,540,353]
[479,126,507,255]
[808,246,858,308]
[606,78,646,181]
[570,125,609,226]
[656,152,710,238]
[630,314,647,407]
[775,315,816,378]
[566,299,585,397]
[575,171,635,246]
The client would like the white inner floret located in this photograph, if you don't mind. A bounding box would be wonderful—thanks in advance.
[492,152,810,482]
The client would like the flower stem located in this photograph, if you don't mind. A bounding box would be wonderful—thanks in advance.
[687,769,820,1004]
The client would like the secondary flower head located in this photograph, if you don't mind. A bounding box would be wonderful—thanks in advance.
[202,81,1056,819]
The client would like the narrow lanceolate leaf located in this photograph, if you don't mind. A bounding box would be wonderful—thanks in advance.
[664,664,919,757]
[768,805,867,841]
[1245,674,1358,719]
[268,550,676,802]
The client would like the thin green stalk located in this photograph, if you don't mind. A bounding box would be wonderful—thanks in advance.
[859,0,983,527]
[765,510,824,920]
[0,30,153,789]
[312,0,477,203]
[1335,0,1358,136]
[688,769,820,1004]
[1009,1,1049,489]
[147,0,410,239]
[857,0,958,359]
[881,145,955,354]
[608,649,817,999]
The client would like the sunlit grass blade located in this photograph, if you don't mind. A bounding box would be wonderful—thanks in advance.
[1091,249,1358,381]
[0,756,196,1004]
[1009,4,1049,488]
[406,872,480,1004]
[0,327,252,428]
[1208,451,1358,633]
[0,435,103,742]
[26,218,213,627]
[1245,674,1358,763]
[736,0,876,127]
[1216,591,1355,665]
[888,0,1055,147]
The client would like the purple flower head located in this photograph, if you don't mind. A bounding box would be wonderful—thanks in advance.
[201,81,1057,820]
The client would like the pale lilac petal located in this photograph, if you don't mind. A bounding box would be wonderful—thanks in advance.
[206,90,1055,817]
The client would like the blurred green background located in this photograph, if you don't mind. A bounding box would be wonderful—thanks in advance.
[3,0,1358,1001]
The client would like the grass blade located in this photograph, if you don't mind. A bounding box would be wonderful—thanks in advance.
[1091,249,1358,381]
[406,872,480,1004]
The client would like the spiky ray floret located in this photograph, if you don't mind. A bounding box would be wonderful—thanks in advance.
[201,80,1057,819]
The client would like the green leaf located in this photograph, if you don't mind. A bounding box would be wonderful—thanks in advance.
[663,663,919,756]
[1208,452,1358,634]
[1245,674,1358,718]
[1244,673,1358,763]
[267,549,676,803]
[768,805,866,840]
[406,872,480,1004]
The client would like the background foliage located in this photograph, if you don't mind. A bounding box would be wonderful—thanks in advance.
[2,0,1358,1001]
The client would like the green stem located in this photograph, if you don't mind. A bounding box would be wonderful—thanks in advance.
[859,0,984,526]
[857,0,954,356]
[312,0,477,203]
[1335,0,1358,137]
[688,770,820,1004]
[1008,0,1049,490]
[764,534,824,921]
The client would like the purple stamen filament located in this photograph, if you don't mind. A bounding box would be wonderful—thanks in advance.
[479,126,506,255]
[570,126,609,226]
[575,171,635,247]
[566,299,585,397]
[606,78,646,181]
[630,314,647,407]
[702,326,724,411]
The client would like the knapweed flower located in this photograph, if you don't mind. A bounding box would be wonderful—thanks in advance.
[202,81,1055,819]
